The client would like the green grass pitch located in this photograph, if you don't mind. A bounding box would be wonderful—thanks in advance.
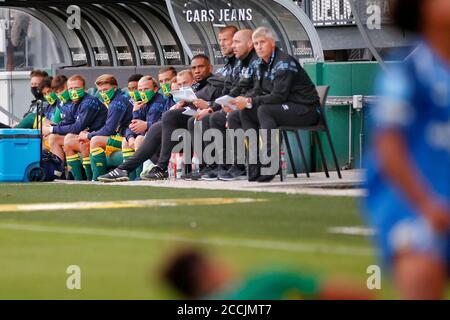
[0,183,429,299]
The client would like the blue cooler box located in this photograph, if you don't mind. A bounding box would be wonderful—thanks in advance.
[0,129,41,182]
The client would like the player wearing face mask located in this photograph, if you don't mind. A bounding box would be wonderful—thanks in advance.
[15,69,49,128]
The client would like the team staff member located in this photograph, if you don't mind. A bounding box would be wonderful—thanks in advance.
[186,25,239,181]
[142,55,223,181]
[233,27,320,182]
[44,75,107,180]
[209,29,259,181]
[77,74,133,181]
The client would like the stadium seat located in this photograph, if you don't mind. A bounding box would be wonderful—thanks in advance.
[279,85,342,181]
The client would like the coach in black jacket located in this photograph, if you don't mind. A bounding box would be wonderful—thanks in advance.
[232,27,320,182]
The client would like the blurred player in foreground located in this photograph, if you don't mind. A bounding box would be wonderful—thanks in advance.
[364,0,450,299]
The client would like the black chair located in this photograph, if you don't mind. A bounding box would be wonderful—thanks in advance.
[279,85,342,181]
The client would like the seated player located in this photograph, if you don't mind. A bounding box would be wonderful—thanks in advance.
[97,75,184,182]
[46,75,73,163]
[15,69,48,128]
[43,74,107,181]
[158,67,178,100]
[121,76,167,179]
[39,77,62,127]
[125,74,144,102]
[77,74,133,181]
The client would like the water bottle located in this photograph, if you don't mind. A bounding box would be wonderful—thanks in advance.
[191,153,200,175]
[280,150,288,181]
[168,153,176,180]
[176,153,183,179]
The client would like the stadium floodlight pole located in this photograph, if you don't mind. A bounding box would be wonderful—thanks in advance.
[349,0,387,72]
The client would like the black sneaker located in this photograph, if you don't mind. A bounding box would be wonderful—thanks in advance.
[248,164,261,182]
[256,174,276,183]
[218,165,247,181]
[191,166,210,181]
[201,167,229,181]
[141,166,168,181]
[98,168,129,183]
[201,167,219,181]
[181,171,193,181]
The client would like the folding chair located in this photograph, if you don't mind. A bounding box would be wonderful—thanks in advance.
[279,85,342,181]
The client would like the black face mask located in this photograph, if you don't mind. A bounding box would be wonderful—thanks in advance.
[31,87,41,99]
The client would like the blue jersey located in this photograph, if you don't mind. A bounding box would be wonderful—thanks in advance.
[88,91,133,139]
[125,92,167,140]
[53,94,107,135]
[364,41,450,265]
[57,100,78,126]
[43,101,57,121]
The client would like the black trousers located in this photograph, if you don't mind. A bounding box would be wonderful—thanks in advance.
[209,110,244,167]
[240,102,319,165]
[157,108,191,170]
[188,113,211,151]
[118,122,162,172]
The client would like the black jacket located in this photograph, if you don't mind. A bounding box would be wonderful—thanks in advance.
[248,47,319,113]
[229,49,259,98]
[191,75,224,112]
[194,75,226,112]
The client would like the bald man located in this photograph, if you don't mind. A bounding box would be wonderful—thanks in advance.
[206,29,260,181]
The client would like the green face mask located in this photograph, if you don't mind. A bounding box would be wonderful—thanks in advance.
[129,90,141,102]
[69,88,86,101]
[44,92,58,105]
[99,88,116,105]
[161,83,171,97]
[140,90,156,104]
[57,90,71,104]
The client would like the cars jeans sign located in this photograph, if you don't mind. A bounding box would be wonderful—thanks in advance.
[184,8,253,23]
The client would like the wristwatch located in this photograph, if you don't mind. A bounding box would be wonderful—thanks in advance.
[245,98,253,109]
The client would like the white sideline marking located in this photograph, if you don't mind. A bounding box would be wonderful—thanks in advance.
[328,226,376,236]
[0,198,267,213]
[0,223,374,256]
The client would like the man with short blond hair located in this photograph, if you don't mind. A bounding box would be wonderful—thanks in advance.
[76,74,133,181]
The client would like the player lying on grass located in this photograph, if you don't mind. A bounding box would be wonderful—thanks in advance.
[161,247,374,300]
